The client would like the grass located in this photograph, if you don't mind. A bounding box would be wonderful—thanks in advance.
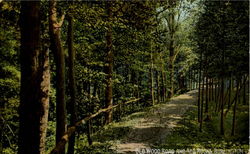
[74,101,179,153]
[74,94,249,153]
[75,141,115,154]
[154,104,249,152]
[74,104,156,153]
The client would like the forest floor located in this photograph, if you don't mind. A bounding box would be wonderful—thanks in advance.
[109,90,198,153]
[77,89,248,154]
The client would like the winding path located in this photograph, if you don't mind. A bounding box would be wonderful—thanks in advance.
[112,90,198,153]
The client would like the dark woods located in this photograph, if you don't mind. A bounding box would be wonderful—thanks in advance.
[0,0,248,153]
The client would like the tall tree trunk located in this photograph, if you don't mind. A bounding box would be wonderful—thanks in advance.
[67,13,77,154]
[160,53,166,101]
[231,79,239,136]
[243,76,246,105]
[220,46,225,135]
[193,70,195,90]
[211,79,214,101]
[199,71,205,132]
[220,11,226,135]
[19,2,50,153]
[217,80,222,113]
[190,70,193,90]
[49,0,66,152]
[39,49,50,154]
[105,1,113,124]
[169,39,174,98]
[238,80,242,104]
[220,78,225,135]
[195,70,198,89]
[131,69,136,97]
[168,12,175,98]
[0,104,3,153]
[93,82,98,98]
[150,47,155,106]
[178,73,185,91]
[228,76,232,110]
[87,120,93,145]
[156,71,160,104]
[204,69,210,121]
[86,82,93,145]
[204,54,210,121]
[136,71,141,100]
[208,78,211,102]
[197,53,202,123]
[215,81,218,105]
[215,81,218,112]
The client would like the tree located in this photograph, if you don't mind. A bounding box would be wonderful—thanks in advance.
[104,1,114,124]
[49,0,66,153]
[19,1,50,153]
[0,2,20,152]
[195,0,248,134]
[67,3,77,154]
[163,1,182,98]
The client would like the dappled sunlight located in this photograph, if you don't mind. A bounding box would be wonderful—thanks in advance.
[111,90,198,153]
[115,143,149,153]
[2,0,248,152]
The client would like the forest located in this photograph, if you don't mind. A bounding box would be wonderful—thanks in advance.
[0,0,249,154]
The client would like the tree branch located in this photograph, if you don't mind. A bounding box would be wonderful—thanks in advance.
[58,13,65,27]
[50,98,141,154]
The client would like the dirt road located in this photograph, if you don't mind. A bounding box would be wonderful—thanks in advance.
[113,90,198,153]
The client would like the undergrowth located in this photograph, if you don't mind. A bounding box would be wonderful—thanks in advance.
[155,106,249,152]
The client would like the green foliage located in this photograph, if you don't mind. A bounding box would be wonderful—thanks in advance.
[0,0,248,153]
[75,141,115,154]
[0,2,20,152]
[194,0,248,78]
[45,121,56,152]
[155,108,248,151]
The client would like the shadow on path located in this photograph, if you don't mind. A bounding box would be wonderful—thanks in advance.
[112,90,198,153]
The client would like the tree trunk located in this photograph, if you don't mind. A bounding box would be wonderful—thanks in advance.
[168,12,175,98]
[87,120,92,145]
[204,72,210,121]
[220,45,225,135]
[19,2,50,153]
[228,76,232,110]
[131,69,136,98]
[211,79,214,101]
[39,49,50,154]
[195,70,198,89]
[215,81,218,105]
[105,1,113,124]
[150,47,155,106]
[156,71,160,104]
[197,53,202,123]
[178,73,185,91]
[160,53,166,101]
[231,79,239,136]
[49,0,66,153]
[67,13,77,154]
[136,71,141,104]
[199,71,205,132]
[209,79,211,101]
[169,40,174,98]
[220,78,225,135]
[243,76,246,105]
[190,70,193,90]
[217,80,222,113]
[238,81,242,104]
[215,81,218,112]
